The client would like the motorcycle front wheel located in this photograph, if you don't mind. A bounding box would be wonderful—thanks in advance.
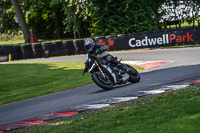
[92,72,113,90]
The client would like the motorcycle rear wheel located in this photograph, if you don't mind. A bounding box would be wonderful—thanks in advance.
[92,72,114,90]
[125,64,140,83]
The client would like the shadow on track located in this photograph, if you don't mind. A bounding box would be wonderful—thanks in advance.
[89,82,135,94]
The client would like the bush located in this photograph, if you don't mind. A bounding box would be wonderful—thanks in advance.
[89,0,157,36]
[0,30,24,41]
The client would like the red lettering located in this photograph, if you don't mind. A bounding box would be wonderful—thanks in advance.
[169,34,176,43]
[182,35,186,42]
[176,36,182,43]
[187,32,194,42]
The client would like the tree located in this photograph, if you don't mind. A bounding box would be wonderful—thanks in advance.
[50,0,66,39]
[24,0,61,39]
[186,0,200,27]
[160,0,200,27]
[0,0,19,33]
[146,0,166,30]
[11,0,30,42]
[62,0,92,38]
[2,0,200,42]
[89,0,157,36]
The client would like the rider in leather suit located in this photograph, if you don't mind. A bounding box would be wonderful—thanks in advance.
[83,38,128,83]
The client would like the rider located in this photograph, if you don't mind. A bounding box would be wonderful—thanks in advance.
[83,38,128,83]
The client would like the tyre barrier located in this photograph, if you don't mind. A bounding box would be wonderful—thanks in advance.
[0,46,14,55]
[12,45,23,60]
[0,45,23,62]
[21,44,34,59]
[63,40,77,55]
[73,39,87,54]
[41,42,50,58]
[0,46,14,62]
[1,27,199,62]
[42,41,66,58]
[32,43,45,58]
[52,41,67,56]
[41,42,55,58]
[0,55,8,62]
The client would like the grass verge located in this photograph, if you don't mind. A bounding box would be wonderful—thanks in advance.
[0,38,74,46]
[15,85,200,133]
[0,62,144,105]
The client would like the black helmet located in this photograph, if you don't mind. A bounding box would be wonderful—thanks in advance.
[84,38,95,52]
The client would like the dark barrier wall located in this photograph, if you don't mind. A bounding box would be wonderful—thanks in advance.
[52,41,67,56]
[73,39,87,54]
[0,27,200,62]
[0,55,8,62]
[0,46,14,56]
[32,43,45,58]
[13,45,23,60]
[0,45,23,61]
[42,42,54,58]
[95,36,106,40]
[21,44,34,59]
[95,27,200,50]
[63,40,77,55]
[0,46,13,62]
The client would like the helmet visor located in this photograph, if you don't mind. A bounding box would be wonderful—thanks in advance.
[85,41,94,51]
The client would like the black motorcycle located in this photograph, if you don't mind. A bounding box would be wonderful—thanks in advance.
[83,57,140,90]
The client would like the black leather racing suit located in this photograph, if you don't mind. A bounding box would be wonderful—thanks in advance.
[84,43,119,70]
[84,43,122,82]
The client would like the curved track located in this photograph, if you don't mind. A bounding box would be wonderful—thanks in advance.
[0,47,200,125]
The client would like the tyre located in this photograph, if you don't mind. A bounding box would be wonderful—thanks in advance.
[92,72,113,90]
[125,64,140,83]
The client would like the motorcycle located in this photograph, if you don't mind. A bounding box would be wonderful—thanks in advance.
[83,57,140,90]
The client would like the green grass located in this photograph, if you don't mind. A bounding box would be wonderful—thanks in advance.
[0,39,25,46]
[162,19,200,30]
[0,62,143,105]
[21,85,200,133]
[0,38,74,46]
[0,62,92,104]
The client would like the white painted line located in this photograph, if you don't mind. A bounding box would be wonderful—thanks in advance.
[163,84,190,90]
[139,90,165,94]
[95,97,138,104]
[122,61,162,66]
[112,97,138,103]
[81,104,110,109]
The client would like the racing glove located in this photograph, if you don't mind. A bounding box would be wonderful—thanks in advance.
[83,67,88,75]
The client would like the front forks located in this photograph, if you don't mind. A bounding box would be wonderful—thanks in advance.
[94,61,106,78]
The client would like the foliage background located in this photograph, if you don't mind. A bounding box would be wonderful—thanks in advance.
[0,0,200,41]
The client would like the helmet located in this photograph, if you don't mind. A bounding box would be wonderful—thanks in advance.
[84,38,95,52]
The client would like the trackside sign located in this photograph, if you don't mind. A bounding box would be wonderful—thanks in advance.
[129,34,169,47]
[129,32,194,47]
[96,28,200,51]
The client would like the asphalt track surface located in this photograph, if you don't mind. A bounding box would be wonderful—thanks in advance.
[0,47,200,125]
